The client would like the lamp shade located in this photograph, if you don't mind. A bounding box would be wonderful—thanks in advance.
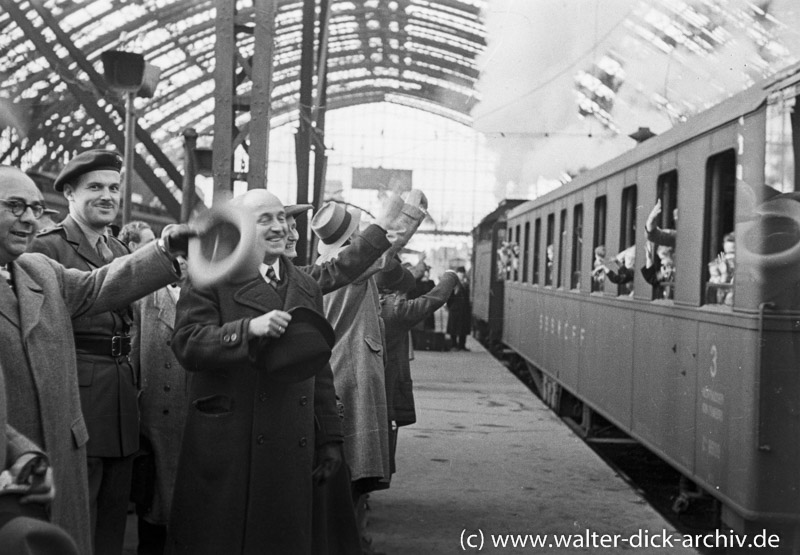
[101,50,145,92]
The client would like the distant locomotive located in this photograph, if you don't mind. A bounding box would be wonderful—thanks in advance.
[472,63,800,550]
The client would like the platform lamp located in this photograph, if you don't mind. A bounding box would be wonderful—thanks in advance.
[101,50,162,224]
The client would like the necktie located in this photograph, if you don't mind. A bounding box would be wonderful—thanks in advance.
[265,266,279,288]
[0,265,11,288]
[97,237,114,264]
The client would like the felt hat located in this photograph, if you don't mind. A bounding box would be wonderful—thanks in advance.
[376,260,416,293]
[53,149,123,192]
[311,202,361,256]
[255,306,336,383]
[285,204,313,218]
[0,494,79,555]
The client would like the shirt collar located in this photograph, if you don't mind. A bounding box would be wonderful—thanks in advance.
[259,259,281,282]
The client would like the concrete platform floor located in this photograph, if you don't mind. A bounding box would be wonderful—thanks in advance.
[124,335,698,554]
[365,336,699,554]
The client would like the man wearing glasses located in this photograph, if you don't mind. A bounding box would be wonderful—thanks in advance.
[0,164,192,555]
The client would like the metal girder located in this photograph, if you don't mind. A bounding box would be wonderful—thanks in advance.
[213,0,277,201]
[27,3,185,189]
[0,0,181,219]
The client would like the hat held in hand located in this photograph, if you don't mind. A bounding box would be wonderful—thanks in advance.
[385,189,428,254]
[255,306,336,383]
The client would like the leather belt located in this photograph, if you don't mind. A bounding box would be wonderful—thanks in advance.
[74,335,131,357]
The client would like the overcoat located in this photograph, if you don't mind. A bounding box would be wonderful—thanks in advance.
[380,272,458,427]
[130,286,187,525]
[446,280,471,336]
[319,256,391,487]
[167,257,342,555]
[0,245,178,555]
[30,215,139,457]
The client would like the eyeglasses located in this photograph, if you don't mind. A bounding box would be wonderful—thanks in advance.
[0,199,46,219]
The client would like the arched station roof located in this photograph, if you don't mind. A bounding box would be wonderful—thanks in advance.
[0,0,487,187]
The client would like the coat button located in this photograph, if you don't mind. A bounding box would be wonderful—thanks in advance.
[164,384,171,392]
[162,409,169,415]
[299,396,308,406]
[298,437,307,447]
[259,392,267,402]
[257,435,265,445]
[166,339,171,346]
[231,333,238,341]
[164,362,171,369]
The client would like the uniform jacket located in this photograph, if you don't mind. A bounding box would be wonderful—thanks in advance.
[319,255,390,487]
[167,257,342,555]
[380,272,458,426]
[30,215,138,457]
[130,286,188,525]
[446,280,471,336]
[0,245,178,555]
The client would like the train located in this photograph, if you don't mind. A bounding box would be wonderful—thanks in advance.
[471,62,800,551]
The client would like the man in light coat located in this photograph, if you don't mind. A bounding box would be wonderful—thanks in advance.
[0,166,191,555]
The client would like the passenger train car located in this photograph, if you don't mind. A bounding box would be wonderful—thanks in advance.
[473,63,800,549]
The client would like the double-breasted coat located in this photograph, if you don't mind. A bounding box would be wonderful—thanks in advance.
[30,215,139,458]
[380,272,459,427]
[167,257,342,555]
[0,245,178,555]
[130,285,188,525]
[319,251,391,489]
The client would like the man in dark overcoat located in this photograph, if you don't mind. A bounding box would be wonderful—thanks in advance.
[446,266,472,350]
[29,149,138,555]
[167,190,343,555]
[0,166,189,555]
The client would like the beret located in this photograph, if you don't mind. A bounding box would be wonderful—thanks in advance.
[53,149,123,192]
[285,204,313,218]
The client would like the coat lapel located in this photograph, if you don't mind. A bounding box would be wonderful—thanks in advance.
[282,259,315,310]
[155,287,177,330]
[233,278,282,313]
[62,216,105,268]
[0,279,20,329]
[12,263,44,341]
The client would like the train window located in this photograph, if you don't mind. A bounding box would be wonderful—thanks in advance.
[617,185,637,296]
[765,85,799,194]
[513,225,521,281]
[644,171,678,300]
[591,196,607,292]
[523,222,530,283]
[533,218,541,284]
[571,204,583,289]
[495,228,506,282]
[704,149,736,306]
[557,209,567,287]
[545,214,554,286]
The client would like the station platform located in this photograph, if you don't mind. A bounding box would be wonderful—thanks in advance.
[365,336,699,554]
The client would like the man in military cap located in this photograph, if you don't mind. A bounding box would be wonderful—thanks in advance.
[30,149,151,555]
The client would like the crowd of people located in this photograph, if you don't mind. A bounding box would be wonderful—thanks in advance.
[0,150,469,555]
[593,199,734,303]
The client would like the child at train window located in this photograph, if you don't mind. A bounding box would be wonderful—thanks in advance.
[594,245,635,295]
[641,242,675,300]
[591,245,606,290]
[707,232,735,305]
